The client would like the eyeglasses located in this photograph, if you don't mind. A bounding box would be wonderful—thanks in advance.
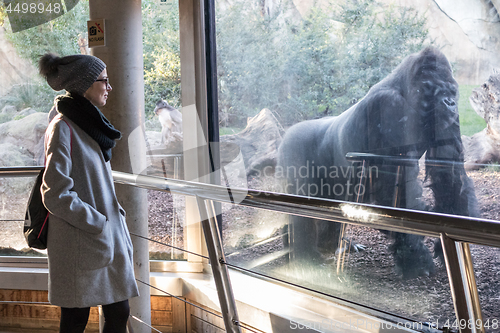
[95,78,110,87]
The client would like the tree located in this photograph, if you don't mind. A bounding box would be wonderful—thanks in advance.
[216,0,428,127]
[0,0,182,119]
[0,0,90,113]
[142,0,181,120]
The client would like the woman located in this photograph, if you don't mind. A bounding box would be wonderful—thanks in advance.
[39,53,139,333]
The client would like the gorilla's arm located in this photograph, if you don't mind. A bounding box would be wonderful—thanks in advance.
[355,88,421,153]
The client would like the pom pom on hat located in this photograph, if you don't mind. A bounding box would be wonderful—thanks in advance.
[39,53,106,95]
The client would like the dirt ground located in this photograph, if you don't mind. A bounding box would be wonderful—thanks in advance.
[147,168,500,332]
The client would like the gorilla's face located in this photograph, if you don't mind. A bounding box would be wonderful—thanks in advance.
[365,48,460,153]
[407,53,459,145]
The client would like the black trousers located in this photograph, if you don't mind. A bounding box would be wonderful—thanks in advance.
[59,299,130,333]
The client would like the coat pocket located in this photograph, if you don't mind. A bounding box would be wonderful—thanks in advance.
[119,213,133,260]
[78,220,114,270]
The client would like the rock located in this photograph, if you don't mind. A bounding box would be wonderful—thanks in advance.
[144,130,184,179]
[221,108,284,177]
[0,112,48,164]
[463,73,500,169]
[1,105,16,114]
[286,0,500,84]
[17,107,37,117]
[377,0,500,84]
[0,27,37,96]
[0,142,35,194]
[144,109,284,181]
[0,143,33,167]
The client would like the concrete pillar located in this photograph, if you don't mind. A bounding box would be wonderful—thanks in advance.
[179,0,208,263]
[88,1,151,332]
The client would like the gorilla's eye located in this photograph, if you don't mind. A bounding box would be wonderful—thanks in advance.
[443,82,458,97]
[421,81,434,95]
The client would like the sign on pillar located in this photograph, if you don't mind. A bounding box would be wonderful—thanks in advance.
[158,0,175,10]
[87,19,106,48]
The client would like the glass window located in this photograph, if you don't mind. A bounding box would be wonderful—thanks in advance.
[142,0,186,261]
[471,244,500,333]
[0,0,90,256]
[0,0,187,260]
[223,204,459,327]
[216,0,500,326]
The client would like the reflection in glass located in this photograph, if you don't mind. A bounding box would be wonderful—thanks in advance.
[0,2,89,254]
[0,0,185,259]
[141,0,184,260]
[0,177,46,256]
[470,244,500,333]
[222,204,457,327]
[148,190,186,260]
[216,0,499,326]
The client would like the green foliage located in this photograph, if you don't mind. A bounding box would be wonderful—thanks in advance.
[0,4,6,26]
[1,1,88,115]
[0,82,55,113]
[2,0,428,130]
[458,84,486,136]
[2,0,182,120]
[142,0,181,119]
[219,126,243,136]
[485,163,500,172]
[3,0,89,64]
[216,0,428,127]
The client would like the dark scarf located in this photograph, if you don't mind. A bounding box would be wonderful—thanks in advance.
[56,92,121,162]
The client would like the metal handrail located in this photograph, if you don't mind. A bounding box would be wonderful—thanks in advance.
[110,170,500,248]
[110,170,493,333]
[0,166,43,177]
[2,167,498,247]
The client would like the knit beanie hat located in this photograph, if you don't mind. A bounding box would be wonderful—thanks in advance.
[39,53,106,96]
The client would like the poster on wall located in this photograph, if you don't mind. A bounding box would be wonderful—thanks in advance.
[158,0,175,11]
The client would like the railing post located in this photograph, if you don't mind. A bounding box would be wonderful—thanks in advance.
[458,242,484,333]
[441,234,484,333]
[195,195,241,333]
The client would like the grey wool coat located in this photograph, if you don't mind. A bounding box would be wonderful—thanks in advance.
[42,113,139,308]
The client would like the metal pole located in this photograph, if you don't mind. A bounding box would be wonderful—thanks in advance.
[441,234,480,333]
[195,195,241,333]
[457,242,485,333]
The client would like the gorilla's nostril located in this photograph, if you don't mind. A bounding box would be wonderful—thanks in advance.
[443,98,456,107]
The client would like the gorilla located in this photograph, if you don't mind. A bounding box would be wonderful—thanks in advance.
[277,47,478,279]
